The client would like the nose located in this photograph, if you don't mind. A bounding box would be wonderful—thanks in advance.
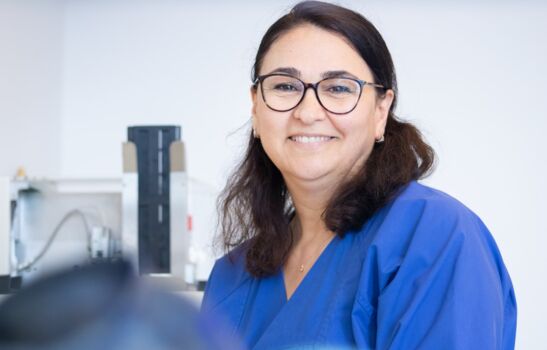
[292,86,327,124]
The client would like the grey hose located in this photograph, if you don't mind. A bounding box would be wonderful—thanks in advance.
[17,210,91,272]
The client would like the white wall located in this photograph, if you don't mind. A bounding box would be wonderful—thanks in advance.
[0,0,65,178]
[60,0,264,189]
[1,0,546,348]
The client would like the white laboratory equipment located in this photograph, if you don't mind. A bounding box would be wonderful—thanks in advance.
[0,125,217,295]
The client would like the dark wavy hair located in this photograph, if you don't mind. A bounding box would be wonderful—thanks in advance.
[218,0,435,277]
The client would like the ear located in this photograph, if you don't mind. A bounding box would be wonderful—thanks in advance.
[251,86,258,115]
[374,89,394,139]
[250,86,259,136]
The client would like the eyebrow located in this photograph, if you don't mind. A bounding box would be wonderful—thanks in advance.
[266,67,301,77]
[264,67,360,80]
[321,70,359,80]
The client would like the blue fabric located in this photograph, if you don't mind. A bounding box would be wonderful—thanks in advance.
[202,182,517,349]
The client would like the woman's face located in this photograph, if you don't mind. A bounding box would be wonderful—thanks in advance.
[251,24,394,189]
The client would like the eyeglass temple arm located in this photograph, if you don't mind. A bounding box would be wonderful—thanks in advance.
[362,81,386,89]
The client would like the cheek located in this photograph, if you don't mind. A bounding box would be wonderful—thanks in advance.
[259,134,287,173]
[255,100,292,136]
[257,117,283,141]
[255,104,276,133]
[255,115,288,157]
[332,112,377,163]
[332,113,375,142]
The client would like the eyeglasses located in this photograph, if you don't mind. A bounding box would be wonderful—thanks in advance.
[253,74,385,115]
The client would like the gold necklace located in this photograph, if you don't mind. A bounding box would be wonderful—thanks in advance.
[296,233,334,273]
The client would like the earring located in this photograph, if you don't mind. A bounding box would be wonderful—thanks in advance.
[253,128,259,139]
[375,135,385,143]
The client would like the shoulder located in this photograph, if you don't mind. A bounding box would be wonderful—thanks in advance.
[352,180,503,298]
[201,243,251,312]
[352,182,516,348]
[209,244,249,286]
[390,180,476,220]
[365,181,484,246]
[354,181,510,301]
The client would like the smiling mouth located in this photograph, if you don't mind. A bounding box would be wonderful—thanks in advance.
[289,135,335,144]
[289,135,336,144]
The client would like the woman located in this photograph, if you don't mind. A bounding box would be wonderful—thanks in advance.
[202,1,517,349]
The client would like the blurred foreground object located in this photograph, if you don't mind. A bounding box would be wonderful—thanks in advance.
[0,260,241,350]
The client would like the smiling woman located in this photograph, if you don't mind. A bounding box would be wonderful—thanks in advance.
[202,1,516,349]
[251,24,393,190]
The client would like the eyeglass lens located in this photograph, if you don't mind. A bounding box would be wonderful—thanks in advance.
[261,75,362,114]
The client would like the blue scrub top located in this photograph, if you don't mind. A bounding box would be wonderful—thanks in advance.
[202,182,517,349]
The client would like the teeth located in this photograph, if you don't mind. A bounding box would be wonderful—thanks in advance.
[291,136,332,143]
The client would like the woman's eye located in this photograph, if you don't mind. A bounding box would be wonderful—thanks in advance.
[273,83,298,92]
[326,85,353,94]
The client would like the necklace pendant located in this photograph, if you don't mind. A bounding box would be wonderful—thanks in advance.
[299,264,304,272]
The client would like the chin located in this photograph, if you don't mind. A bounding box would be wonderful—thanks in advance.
[288,167,333,183]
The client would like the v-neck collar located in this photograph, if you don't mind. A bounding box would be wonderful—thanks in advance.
[281,235,339,302]
[249,235,345,349]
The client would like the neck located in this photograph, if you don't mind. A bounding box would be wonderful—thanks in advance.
[285,177,336,246]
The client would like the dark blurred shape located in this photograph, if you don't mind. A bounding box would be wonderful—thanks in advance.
[0,261,241,350]
[0,276,21,294]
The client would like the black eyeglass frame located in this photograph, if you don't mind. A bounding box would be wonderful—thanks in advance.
[253,73,386,115]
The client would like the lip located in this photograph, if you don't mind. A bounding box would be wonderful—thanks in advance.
[288,133,338,138]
